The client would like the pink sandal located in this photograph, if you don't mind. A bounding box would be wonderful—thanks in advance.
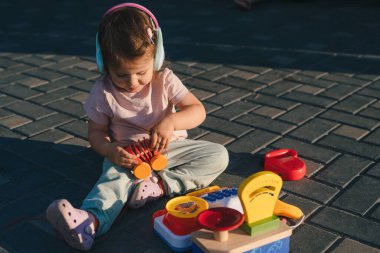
[128,173,164,209]
[46,199,96,251]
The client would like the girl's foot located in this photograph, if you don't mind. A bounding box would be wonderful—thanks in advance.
[46,199,96,251]
[128,173,164,209]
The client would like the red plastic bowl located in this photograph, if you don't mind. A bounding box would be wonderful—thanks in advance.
[197,207,244,232]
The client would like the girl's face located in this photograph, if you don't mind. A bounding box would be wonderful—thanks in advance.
[108,52,154,94]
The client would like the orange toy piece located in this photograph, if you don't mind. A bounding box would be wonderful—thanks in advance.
[124,138,168,179]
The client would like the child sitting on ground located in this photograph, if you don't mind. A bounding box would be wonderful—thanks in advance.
[45,3,229,251]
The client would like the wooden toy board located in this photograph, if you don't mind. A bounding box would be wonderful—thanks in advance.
[191,222,292,253]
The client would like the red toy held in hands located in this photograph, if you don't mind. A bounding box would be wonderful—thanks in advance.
[124,138,168,179]
[264,149,306,181]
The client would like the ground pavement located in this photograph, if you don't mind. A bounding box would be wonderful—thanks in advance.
[0,0,379,252]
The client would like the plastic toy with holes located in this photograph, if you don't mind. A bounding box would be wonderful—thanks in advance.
[124,138,168,179]
[191,171,305,253]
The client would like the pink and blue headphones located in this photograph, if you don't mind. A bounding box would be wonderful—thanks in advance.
[95,3,165,73]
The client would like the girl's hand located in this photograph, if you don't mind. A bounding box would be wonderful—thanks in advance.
[150,116,175,151]
[106,143,139,169]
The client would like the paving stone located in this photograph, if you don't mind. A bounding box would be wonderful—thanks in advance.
[370,205,380,221]
[359,107,380,120]
[53,137,90,155]
[47,99,86,119]
[290,224,339,253]
[295,84,325,95]
[333,125,369,140]
[303,158,324,177]
[67,92,88,104]
[24,68,67,82]
[59,67,99,80]
[29,87,81,105]
[226,129,280,154]
[14,113,74,137]
[203,101,221,113]
[0,115,32,129]
[187,127,209,139]
[16,55,54,67]
[43,58,82,71]
[28,129,73,144]
[206,88,252,106]
[217,76,266,91]
[0,73,30,88]
[202,115,252,138]
[210,100,259,121]
[0,84,42,100]
[34,77,82,93]
[289,118,339,143]
[0,108,12,119]
[281,194,321,218]
[333,94,376,114]
[227,64,271,75]
[259,80,301,97]
[71,80,94,93]
[286,74,336,88]
[332,176,380,215]
[0,64,36,79]
[236,113,296,135]
[320,109,379,130]
[196,66,237,81]
[198,132,235,145]
[75,60,98,71]
[191,88,214,101]
[0,126,23,139]
[5,100,56,120]
[316,154,372,188]
[283,178,339,203]
[0,58,23,68]
[192,63,220,71]
[311,207,380,247]
[184,77,229,93]
[358,87,380,99]
[15,76,49,88]
[252,106,285,119]
[321,73,371,86]
[318,134,380,160]
[320,83,360,100]
[278,104,324,125]
[331,238,380,253]
[248,94,300,110]
[366,163,380,178]
[252,69,292,85]
[170,62,204,76]
[372,100,380,109]
[283,91,337,108]
[272,137,340,163]
[229,70,258,80]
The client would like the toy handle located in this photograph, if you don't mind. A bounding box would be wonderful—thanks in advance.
[274,199,304,220]
[265,149,297,159]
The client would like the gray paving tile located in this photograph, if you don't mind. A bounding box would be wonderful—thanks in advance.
[315,154,372,188]
[205,88,252,106]
[5,101,56,120]
[333,94,376,114]
[202,115,252,138]
[259,80,301,97]
[227,129,280,154]
[289,118,339,143]
[283,91,337,108]
[311,207,380,247]
[332,176,380,215]
[248,93,300,110]
[290,224,339,253]
[210,100,259,121]
[217,76,266,91]
[278,104,325,125]
[331,239,380,253]
[286,74,336,88]
[236,113,296,135]
[184,77,229,93]
[320,109,380,130]
[320,83,360,100]
[333,125,369,140]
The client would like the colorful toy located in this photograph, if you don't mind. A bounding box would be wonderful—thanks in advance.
[153,196,209,252]
[191,171,301,253]
[264,149,306,181]
[124,138,168,179]
[188,187,243,214]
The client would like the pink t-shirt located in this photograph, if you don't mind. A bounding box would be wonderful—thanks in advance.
[84,68,189,146]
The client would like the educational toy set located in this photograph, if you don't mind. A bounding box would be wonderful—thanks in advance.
[153,149,306,253]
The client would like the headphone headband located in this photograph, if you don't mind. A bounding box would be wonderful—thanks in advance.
[103,3,159,29]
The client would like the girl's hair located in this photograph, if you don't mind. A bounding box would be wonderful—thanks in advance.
[98,7,157,73]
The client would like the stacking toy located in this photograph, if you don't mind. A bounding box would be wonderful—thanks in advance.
[124,138,168,179]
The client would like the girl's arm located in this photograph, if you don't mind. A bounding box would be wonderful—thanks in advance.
[150,91,206,150]
[88,120,138,168]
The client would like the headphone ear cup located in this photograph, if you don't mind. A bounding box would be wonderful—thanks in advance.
[95,33,104,73]
[154,28,165,71]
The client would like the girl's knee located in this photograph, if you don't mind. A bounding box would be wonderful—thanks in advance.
[210,143,229,172]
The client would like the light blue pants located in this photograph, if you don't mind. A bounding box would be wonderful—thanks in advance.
[81,139,229,235]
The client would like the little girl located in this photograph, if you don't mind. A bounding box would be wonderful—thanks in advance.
[45,3,229,251]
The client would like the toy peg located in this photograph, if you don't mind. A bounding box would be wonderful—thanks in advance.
[197,207,244,242]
